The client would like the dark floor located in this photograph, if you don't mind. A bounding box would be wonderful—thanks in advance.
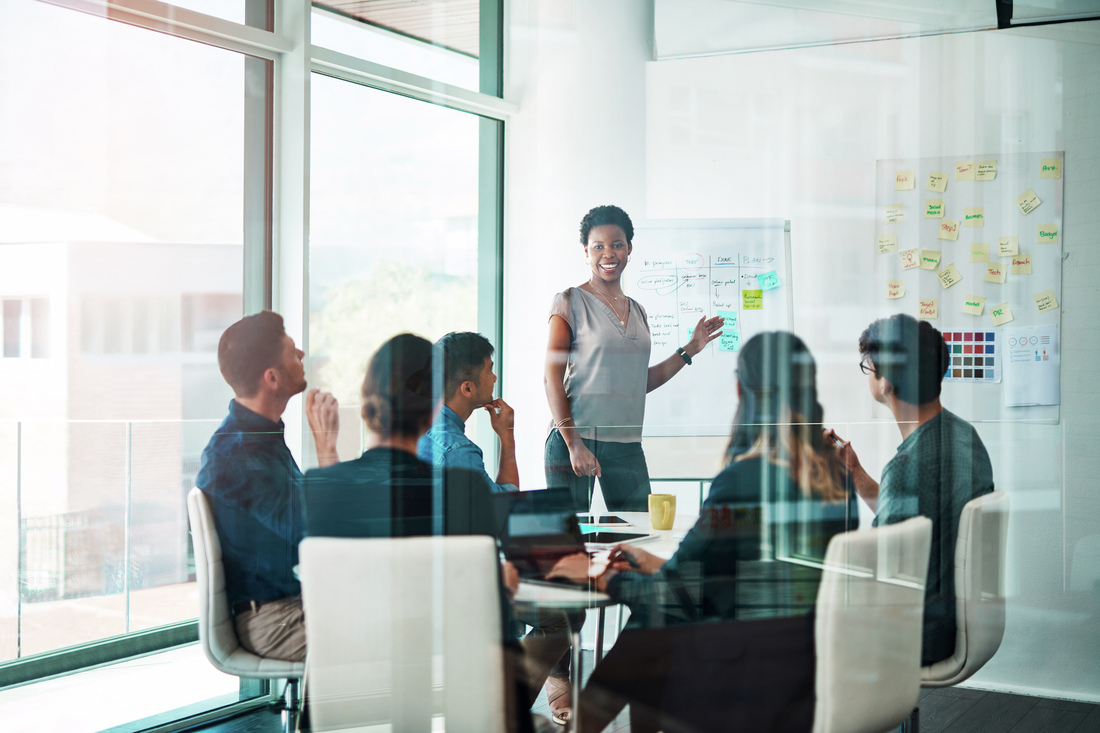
[189,669,1100,733]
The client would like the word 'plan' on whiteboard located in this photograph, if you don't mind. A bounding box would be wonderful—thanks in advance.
[630,219,792,437]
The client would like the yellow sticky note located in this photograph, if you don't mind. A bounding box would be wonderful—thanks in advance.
[1039,158,1062,179]
[991,302,1014,326]
[885,204,904,223]
[1037,224,1058,244]
[887,279,906,299]
[926,171,948,193]
[895,171,915,190]
[920,250,941,270]
[962,295,986,316]
[997,236,1019,257]
[964,207,984,227]
[918,299,939,319]
[976,160,997,181]
[899,248,920,270]
[938,264,962,289]
[938,220,960,241]
[969,243,990,262]
[985,263,1007,283]
[925,199,945,219]
[1034,289,1059,313]
[1011,254,1033,275]
[877,233,898,253]
[1016,188,1042,215]
[956,161,976,181]
[743,290,763,310]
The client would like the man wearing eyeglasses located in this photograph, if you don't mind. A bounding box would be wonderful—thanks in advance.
[827,314,994,667]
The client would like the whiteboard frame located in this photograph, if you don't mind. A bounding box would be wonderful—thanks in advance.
[631,218,794,437]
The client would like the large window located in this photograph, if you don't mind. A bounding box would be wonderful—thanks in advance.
[0,0,248,701]
[0,0,506,726]
[309,75,483,445]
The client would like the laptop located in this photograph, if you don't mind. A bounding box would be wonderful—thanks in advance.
[496,488,652,585]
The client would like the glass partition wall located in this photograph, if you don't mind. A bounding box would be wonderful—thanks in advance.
[0,0,505,729]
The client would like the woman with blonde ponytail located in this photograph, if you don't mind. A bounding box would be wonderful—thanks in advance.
[552,332,856,732]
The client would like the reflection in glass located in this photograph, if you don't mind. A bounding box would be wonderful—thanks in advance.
[309,75,480,410]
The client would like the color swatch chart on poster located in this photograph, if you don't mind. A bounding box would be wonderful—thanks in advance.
[943,330,1000,382]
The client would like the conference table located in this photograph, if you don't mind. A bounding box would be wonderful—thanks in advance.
[511,510,696,732]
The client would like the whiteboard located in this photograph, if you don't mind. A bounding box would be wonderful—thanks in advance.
[628,219,793,437]
[874,152,1063,422]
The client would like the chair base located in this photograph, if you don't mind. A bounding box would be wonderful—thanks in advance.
[900,705,919,733]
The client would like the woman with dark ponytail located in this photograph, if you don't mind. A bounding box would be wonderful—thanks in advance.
[550,332,855,732]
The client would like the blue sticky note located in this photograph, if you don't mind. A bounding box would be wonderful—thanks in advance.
[717,310,740,352]
[757,270,780,290]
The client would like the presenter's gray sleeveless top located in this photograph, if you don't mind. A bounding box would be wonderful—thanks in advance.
[549,287,651,443]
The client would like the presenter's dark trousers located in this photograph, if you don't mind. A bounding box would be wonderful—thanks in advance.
[544,429,652,512]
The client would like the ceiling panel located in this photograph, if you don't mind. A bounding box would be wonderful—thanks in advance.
[314,0,479,57]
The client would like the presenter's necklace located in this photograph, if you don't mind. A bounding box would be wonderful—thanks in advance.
[590,285,627,326]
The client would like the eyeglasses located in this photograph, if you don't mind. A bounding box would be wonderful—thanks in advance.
[859,357,876,375]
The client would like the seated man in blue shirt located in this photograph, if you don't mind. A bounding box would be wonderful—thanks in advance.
[829,314,994,666]
[418,331,580,726]
[418,331,519,492]
[196,310,340,663]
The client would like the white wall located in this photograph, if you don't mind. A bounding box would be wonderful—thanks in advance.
[506,0,1100,703]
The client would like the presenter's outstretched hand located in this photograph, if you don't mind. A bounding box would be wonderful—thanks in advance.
[568,442,601,478]
[684,315,725,357]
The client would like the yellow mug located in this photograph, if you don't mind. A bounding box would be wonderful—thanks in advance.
[648,493,676,530]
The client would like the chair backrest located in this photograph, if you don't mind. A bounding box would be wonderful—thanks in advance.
[187,487,243,671]
[813,516,933,733]
[922,490,1009,686]
[187,487,306,680]
[299,535,507,733]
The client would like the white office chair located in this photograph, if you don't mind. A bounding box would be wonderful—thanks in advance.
[299,535,509,733]
[903,490,1009,732]
[186,488,304,727]
[814,516,933,733]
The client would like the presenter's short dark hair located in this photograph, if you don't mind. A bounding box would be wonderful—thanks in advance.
[217,310,287,398]
[579,205,634,246]
[859,314,949,405]
[436,332,494,398]
[361,333,435,437]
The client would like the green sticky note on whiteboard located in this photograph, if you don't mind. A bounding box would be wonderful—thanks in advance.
[717,310,739,352]
[743,290,763,310]
[757,270,780,290]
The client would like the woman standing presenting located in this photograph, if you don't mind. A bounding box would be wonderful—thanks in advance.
[544,205,724,511]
